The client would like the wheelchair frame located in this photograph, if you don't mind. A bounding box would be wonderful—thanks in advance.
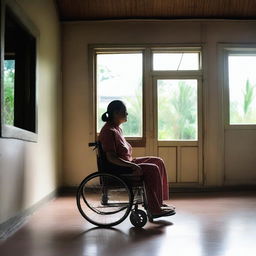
[76,141,152,227]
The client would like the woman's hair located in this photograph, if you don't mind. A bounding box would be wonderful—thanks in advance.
[101,100,126,122]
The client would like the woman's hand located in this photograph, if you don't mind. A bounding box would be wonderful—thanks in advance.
[106,152,143,175]
[130,163,143,176]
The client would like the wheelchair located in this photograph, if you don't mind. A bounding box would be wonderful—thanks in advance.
[76,141,151,228]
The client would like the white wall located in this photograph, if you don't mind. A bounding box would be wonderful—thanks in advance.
[62,19,256,187]
[0,0,62,224]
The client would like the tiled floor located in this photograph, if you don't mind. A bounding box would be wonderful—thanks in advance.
[1,191,256,256]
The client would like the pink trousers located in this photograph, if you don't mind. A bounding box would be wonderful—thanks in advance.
[132,156,169,213]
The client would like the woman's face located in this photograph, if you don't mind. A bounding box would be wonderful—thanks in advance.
[114,107,128,124]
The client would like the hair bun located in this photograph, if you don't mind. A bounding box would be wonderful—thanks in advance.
[101,112,109,122]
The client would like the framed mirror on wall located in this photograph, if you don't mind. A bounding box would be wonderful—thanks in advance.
[0,0,38,142]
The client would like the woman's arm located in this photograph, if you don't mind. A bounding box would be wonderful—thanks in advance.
[106,152,142,175]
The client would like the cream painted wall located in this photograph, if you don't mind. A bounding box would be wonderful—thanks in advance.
[62,20,256,187]
[0,0,62,224]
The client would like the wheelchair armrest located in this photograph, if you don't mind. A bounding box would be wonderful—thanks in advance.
[119,173,143,181]
[119,173,137,177]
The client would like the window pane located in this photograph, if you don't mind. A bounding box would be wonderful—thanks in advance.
[228,55,256,125]
[4,59,15,126]
[157,79,198,140]
[153,52,199,70]
[97,53,143,137]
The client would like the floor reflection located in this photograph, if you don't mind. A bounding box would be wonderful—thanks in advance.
[77,221,173,256]
[1,192,256,256]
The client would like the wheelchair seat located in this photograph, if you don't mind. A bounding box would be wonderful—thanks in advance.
[91,141,143,184]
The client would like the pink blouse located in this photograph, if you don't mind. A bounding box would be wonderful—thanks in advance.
[98,122,132,161]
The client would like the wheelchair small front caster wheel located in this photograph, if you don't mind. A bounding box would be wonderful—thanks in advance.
[130,210,147,228]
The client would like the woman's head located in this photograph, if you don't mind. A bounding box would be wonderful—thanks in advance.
[101,100,128,125]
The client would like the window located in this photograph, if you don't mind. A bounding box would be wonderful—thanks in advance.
[153,52,200,71]
[228,54,256,125]
[157,79,198,140]
[1,4,38,141]
[96,52,143,138]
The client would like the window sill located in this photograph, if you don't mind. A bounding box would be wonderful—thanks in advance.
[1,124,38,142]
[225,124,256,130]
[127,138,146,147]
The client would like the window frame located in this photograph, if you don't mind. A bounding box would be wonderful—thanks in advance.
[222,45,256,130]
[155,77,200,143]
[0,0,39,142]
[90,46,146,147]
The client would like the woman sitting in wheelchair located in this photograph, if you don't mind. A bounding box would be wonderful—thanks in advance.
[99,100,176,219]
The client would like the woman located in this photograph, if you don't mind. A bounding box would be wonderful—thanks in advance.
[99,100,176,219]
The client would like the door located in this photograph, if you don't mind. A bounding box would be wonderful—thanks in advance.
[153,77,203,184]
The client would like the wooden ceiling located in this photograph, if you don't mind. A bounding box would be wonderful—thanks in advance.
[56,0,256,21]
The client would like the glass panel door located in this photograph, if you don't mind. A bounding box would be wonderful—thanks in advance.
[155,78,202,184]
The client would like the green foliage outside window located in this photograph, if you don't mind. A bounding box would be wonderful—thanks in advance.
[3,60,15,126]
[158,80,198,140]
[230,79,256,124]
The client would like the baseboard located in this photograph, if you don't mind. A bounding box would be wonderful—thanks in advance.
[170,185,256,193]
[0,189,58,240]
[58,186,78,195]
[59,184,256,195]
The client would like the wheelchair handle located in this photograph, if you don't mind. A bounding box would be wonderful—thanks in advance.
[88,142,98,147]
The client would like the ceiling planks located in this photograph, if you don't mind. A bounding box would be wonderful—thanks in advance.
[56,0,256,21]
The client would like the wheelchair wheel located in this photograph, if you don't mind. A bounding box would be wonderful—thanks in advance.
[76,172,133,227]
[130,209,147,228]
